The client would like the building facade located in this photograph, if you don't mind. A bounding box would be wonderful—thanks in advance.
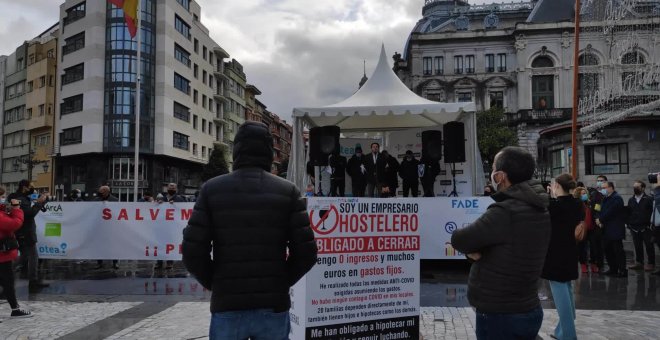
[223,58,247,157]
[396,0,660,194]
[55,0,230,200]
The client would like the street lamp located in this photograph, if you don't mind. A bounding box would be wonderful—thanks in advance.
[13,149,49,182]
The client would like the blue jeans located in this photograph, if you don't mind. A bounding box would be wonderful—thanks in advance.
[549,280,577,340]
[210,309,290,340]
[475,305,543,340]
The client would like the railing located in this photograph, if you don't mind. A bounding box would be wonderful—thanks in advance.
[498,67,507,72]
[486,67,495,73]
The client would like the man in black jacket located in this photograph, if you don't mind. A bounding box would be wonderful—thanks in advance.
[597,181,628,277]
[364,142,381,197]
[9,180,50,292]
[94,186,120,270]
[451,147,551,339]
[627,180,655,272]
[399,150,419,197]
[378,150,399,197]
[419,155,440,197]
[328,151,347,197]
[346,146,367,197]
[182,122,317,339]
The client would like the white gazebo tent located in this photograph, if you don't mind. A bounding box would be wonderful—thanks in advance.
[288,45,482,195]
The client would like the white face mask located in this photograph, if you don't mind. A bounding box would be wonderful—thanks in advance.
[0,197,5,204]
[491,171,502,191]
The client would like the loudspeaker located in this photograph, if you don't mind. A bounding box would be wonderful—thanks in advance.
[309,125,340,166]
[422,130,443,161]
[443,121,466,163]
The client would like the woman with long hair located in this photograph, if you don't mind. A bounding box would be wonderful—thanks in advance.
[573,187,598,273]
[0,186,32,318]
[542,174,583,339]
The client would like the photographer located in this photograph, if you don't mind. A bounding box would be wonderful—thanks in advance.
[8,180,49,292]
[0,186,32,317]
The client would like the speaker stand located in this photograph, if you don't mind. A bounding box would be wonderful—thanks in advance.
[314,166,322,197]
[448,163,459,197]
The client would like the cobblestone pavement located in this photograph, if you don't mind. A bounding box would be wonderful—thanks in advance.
[2,302,660,339]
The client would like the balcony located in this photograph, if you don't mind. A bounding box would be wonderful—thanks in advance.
[213,115,226,125]
[486,67,495,73]
[454,69,463,75]
[423,70,432,76]
[26,113,53,131]
[506,108,572,124]
[498,67,507,72]
[466,68,475,74]
[435,70,444,75]
[213,89,229,103]
[213,46,230,59]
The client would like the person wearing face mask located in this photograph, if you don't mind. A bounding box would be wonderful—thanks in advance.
[156,183,186,270]
[346,146,367,197]
[0,186,33,318]
[398,150,420,198]
[573,187,599,274]
[94,186,119,270]
[451,147,551,339]
[596,181,628,277]
[626,180,654,272]
[8,180,49,292]
[483,185,495,197]
[68,189,84,202]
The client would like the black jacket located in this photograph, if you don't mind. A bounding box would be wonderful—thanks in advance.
[94,194,119,202]
[542,195,582,282]
[182,122,317,313]
[328,154,347,180]
[451,180,551,314]
[7,192,45,246]
[378,155,399,188]
[363,152,381,184]
[627,194,653,230]
[399,157,419,183]
[600,192,626,240]
[419,156,440,183]
[346,155,366,184]
[163,193,188,203]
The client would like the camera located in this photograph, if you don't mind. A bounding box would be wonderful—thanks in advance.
[650,173,659,184]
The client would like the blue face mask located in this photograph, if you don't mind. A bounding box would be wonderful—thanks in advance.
[581,194,589,202]
[0,198,5,204]
[600,189,608,196]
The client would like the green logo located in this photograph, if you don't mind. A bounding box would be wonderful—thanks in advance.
[44,223,62,237]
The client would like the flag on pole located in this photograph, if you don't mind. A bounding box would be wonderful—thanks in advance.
[108,0,139,38]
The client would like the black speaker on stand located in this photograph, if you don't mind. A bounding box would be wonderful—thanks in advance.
[421,130,443,161]
[443,122,466,197]
[309,126,340,196]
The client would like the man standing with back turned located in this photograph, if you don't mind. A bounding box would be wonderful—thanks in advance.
[182,121,317,339]
[451,147,551,339]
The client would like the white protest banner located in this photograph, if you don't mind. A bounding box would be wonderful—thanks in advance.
[34,202,193,260]
[290,197,421,340]
[34,198,492,261]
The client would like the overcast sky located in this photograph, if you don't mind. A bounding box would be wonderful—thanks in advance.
[0,0,496,122]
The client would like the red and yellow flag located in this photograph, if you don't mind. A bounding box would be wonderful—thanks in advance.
[108,0,139,38]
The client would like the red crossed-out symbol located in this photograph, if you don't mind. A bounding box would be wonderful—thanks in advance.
[309,205,339,235]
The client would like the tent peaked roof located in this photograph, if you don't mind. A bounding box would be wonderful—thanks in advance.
[293,44,475,131]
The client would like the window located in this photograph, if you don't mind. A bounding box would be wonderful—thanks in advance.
[550,149,568,177]
[457,92,472,102]
[174,44,191,67]
[532,76,554,109]
[434,57,444,75]
[621,71,643,90]
[192,143,198,156]
[193,115,198,129]
[621,51,644,65]
[174,15,191,40]
[3,131,27,148]
[489,91,504,109]
[423,57,432,75]
[194,39,199,53]
[203,46,207,61]
[173,101,190,122]
[579,54,599,66]
[586,143,629,175]
[202,95,207,108]
[579,73,599,99]
[60,127,83,145]
[61,94,83,115]
[47,49,55,59]
[35,134,50,146]
[64,2,86,26]
[40,76,46,87]
[27,81,33,92]
[49,76,54,87]
[27,108,33,119]
[174,73,190,94]
[62,63,84,85]
[202,146,207,158]
[209,99,214,112]
[173,132,189,150]
[532,56,554,68]
[177,0,190,11]
[194,64,198,78]
[4,106,25,124]
[202,118,207,132]
[485,54,495,73]
[29,54,35,66]
[497,53,507,72]
[465,55,475,74]
[193,90,198,104]
[39,104,45,116]
[454,56,464,74]
[203,70,207,84]
[63,32,85,55]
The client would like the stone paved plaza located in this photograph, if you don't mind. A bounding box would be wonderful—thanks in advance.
[2,302,660,339]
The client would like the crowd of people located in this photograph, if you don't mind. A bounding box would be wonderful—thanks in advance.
[452,146,660,340]
[308,143,442,198]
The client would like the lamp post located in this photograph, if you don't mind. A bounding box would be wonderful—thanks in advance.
[13,149,49,183]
